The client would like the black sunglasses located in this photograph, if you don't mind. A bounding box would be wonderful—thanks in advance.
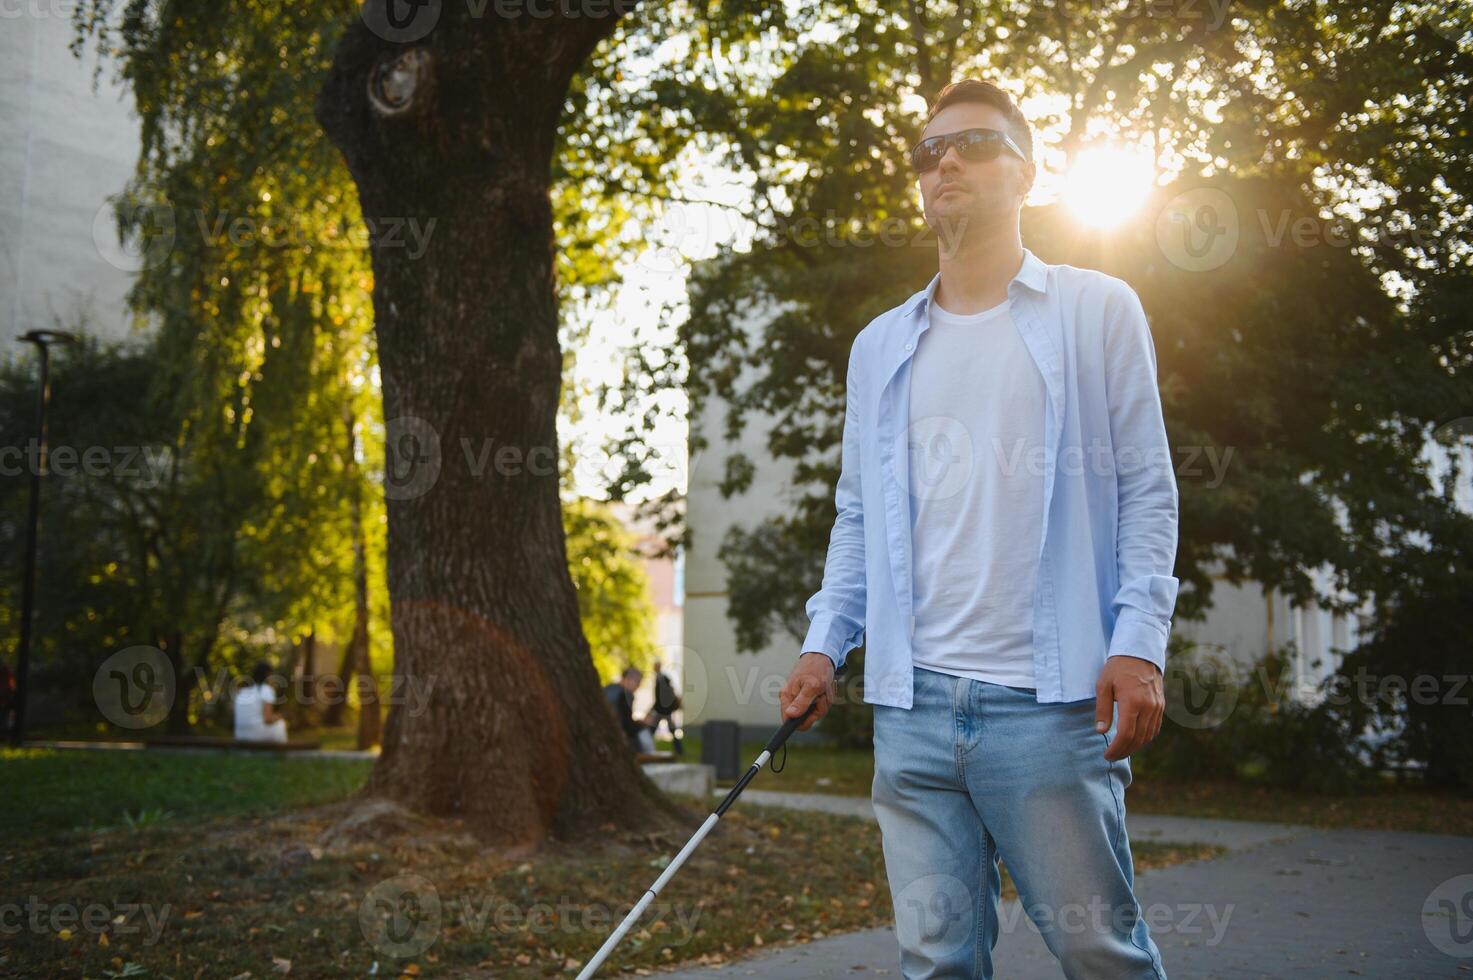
[910,127,1028,173]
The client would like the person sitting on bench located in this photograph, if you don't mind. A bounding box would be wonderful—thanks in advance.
[234,661,287,743]
[603,666,655,754]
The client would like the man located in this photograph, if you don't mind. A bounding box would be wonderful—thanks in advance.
[649,660,684,756]
[779,78,1178,979]
[234,661,288,743]
[603,666,655,754]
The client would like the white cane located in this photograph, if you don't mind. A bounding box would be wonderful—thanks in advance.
[574,697,820,980]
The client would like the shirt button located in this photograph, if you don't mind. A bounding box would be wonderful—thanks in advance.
[904,343,912,350]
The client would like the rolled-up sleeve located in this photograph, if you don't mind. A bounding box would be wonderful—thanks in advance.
[800,337,867,671]
[1103,284,1180,672]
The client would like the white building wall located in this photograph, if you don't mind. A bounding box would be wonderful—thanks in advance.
[1,2,143,347]
[681,304,808,730]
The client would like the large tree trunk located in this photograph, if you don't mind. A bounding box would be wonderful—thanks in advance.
[315,0,685,846]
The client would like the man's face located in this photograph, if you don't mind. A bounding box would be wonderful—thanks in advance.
[622,673,642,693]
[916,102,1035,238]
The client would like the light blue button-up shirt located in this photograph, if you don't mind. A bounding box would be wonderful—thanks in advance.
[800,247,1180,708]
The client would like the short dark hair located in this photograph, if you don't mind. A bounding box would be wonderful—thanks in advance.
[925,79,1033,164]
[252,661,272,686]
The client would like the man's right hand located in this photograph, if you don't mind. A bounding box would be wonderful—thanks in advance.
[780,652,838,731]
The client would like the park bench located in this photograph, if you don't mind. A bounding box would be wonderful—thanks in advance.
[142,735,322,752]
[636,750,678,763]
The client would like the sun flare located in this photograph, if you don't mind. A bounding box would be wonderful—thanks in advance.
[1062,145,1157,228]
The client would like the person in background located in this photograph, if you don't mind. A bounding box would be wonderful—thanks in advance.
[234,661,288,743]
[649,660,684,756]
[0,662,15,738]
[603,666,654,754]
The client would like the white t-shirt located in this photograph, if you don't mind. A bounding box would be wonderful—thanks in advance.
[906,296,1046,689]
[233,682,277,738]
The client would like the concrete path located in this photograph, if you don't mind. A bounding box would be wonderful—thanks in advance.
[624,791,1473,979]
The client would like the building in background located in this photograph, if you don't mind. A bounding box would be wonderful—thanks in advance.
[2,5,144,347]
[605,499,684,721]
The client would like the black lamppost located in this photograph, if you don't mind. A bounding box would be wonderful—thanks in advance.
[10,329,78,746]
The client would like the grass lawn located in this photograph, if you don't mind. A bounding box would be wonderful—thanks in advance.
[26,720,371,754]
[3,747,372,841]
[2,748,1217,979]
[661,734,1473,836]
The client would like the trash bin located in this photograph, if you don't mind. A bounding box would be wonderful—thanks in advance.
[700,720,741,781]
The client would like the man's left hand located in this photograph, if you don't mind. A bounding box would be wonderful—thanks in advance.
[1094,656,1165,761]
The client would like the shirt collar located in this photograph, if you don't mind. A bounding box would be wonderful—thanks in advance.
[901,246,1049,318]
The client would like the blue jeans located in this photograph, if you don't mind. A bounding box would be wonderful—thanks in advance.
[872,664,1167,979]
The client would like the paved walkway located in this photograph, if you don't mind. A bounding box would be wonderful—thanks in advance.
[624,791,1472,980]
